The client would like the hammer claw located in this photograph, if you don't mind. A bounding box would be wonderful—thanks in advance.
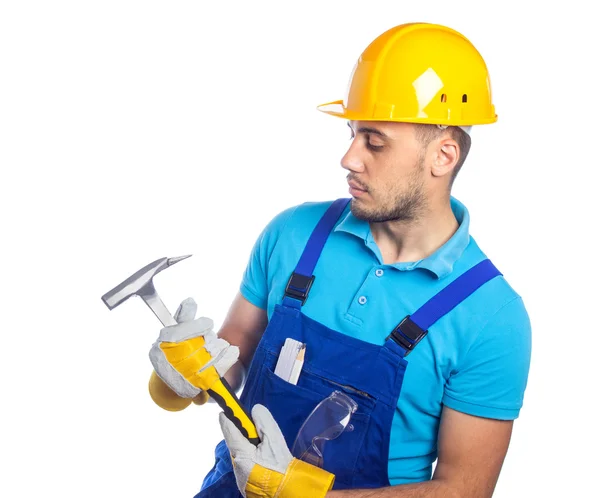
[167,254,192,266]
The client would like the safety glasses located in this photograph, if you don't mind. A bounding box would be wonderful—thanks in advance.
[291,390,358,468]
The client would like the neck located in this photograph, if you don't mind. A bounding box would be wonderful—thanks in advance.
[370,196,458,265]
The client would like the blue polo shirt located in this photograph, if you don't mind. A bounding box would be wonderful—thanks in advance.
[240,197,531,485]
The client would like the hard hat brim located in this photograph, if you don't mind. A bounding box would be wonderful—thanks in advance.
[317,100,498,126]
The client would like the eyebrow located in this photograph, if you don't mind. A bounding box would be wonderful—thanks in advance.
[347,122,390,139]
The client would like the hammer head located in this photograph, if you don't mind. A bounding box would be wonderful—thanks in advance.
[101,255,191,310]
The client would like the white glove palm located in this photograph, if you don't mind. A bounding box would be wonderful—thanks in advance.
[220,404,293,497]
[149,297,239,398]
[220,404,335,498]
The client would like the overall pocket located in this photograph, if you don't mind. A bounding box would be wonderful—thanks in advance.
[252,362,373,488]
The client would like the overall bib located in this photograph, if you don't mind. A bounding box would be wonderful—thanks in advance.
[195,198,500,497]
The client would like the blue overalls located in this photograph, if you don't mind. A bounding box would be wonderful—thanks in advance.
[195,198,501,497]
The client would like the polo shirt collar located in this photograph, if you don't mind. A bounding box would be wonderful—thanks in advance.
[334,197,471,279]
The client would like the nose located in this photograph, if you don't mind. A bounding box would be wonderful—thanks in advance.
[340,138,365,173]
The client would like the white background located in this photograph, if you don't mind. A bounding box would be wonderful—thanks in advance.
[1,1,598,497]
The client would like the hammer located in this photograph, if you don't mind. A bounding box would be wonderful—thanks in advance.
[101,255,260,445]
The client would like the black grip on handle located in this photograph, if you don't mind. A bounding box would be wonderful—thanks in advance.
[207,377,260,446]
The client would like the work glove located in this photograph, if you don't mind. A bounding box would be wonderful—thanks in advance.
[220,404,335,498]
[148,297,239,410]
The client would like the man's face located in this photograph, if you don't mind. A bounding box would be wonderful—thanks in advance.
[342,120,428,223]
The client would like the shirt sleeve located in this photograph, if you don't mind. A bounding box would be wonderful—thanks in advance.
[442,296,532,420]
[239,205,299,310]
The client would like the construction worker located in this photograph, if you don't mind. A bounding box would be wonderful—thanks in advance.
[148,22,532,497]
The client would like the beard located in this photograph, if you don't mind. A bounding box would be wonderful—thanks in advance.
[350,158,427,223]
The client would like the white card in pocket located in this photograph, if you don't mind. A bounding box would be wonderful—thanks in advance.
[274,338,306,385]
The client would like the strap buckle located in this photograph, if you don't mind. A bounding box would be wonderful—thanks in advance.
[284,272,315,305]
[387,315,428,356]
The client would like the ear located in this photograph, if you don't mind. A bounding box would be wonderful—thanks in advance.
[431,138,459,179]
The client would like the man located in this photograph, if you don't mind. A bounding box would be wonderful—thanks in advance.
[148,22,532,497]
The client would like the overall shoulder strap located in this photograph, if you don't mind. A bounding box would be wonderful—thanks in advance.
[386,259,502,357]
[283,198,351,309]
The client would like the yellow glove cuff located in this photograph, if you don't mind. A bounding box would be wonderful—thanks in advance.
[246,465,284,497]
[246,458,335,498]
[277,458,335,498]
[148,371,208,411]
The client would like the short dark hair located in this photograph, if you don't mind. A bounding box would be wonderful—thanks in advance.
[413,124,472,187]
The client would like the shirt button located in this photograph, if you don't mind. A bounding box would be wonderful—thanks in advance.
[375,269,384,277]
[358,296,367,305]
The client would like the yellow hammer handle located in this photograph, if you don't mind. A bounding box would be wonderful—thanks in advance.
[207,377,260,445]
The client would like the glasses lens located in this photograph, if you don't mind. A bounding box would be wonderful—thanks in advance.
[291,390,358,468]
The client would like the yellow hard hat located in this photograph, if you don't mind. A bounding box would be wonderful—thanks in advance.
[318,23,497,126]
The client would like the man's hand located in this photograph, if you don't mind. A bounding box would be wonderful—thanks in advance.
[220,404,335,498]
[148,297,239,402]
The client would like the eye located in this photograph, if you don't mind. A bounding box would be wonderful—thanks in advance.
[365,135,384,152]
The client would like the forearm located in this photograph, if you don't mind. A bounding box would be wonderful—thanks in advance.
[327,480,459,498]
